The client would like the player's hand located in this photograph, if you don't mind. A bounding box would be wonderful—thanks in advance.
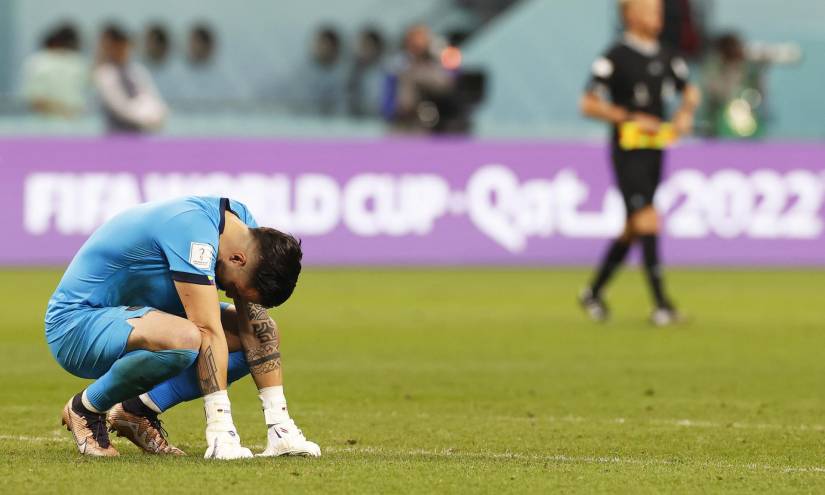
[630,112,662,133]
[672,109,695,137]
[257,418,321,457]
[203,427,253,460]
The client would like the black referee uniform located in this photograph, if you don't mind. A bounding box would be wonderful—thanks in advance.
[587,35,689,215]
[581,34,691,319]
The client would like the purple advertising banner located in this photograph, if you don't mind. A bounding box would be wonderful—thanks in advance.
[0,139,823,266]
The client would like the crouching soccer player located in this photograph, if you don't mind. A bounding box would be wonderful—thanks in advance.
[578,0,700,326]
[45,196,320,458]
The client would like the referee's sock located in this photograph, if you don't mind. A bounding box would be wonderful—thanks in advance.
[590,238,632,297]
[640,234,669,308]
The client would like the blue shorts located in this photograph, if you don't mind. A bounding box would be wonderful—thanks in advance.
[46,305,156,379]
[46,302,233,379]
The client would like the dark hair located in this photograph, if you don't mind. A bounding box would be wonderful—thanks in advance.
[44,22,81,50]
[716,32,744,62]
[191,23,215,47]
[361,27,384,51]
[146,23,170,47]
[317,26,341,49]
[102,23,130,44]
[250,228,303,308]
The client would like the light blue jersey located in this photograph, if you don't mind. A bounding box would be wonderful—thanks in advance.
[45,196,257,378]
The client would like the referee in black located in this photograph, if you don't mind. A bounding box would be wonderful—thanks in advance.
[578,0,700,326]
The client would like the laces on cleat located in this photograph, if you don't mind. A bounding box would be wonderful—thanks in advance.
[89,416,112,449]
[122,398,172,440]
[147,414,170,439]
[72,396,111,449]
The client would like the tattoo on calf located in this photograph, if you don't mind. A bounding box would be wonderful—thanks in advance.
[245,344,281,375]
[198,346,220,394]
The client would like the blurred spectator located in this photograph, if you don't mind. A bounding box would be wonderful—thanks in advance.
[188,24,215,65]
[93,24,167,133]
[21,22,88,117]
[699,32,800,138]
[660,0,706,58]
[385,25,454,133]
[144,23,171,66]
[288,26,347,115]
[168,23,250,107]
[142,23,178,99]
[347,27,386,117]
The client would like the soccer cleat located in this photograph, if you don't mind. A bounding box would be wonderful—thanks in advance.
[578,287,609,322]
[61,393,119,457]
[650,306,685,327]
[107,401,185,455]
[203,428,254,460]
[258,419,321,457]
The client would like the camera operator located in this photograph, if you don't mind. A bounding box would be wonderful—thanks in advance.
[384,25,455,134]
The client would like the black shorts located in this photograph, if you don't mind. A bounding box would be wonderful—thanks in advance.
[611,147,664,216]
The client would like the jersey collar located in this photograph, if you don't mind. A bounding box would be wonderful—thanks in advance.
[623,32,660,56]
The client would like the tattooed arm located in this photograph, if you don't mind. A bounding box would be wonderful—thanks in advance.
[175,281,228,394]
[235,299,282,387]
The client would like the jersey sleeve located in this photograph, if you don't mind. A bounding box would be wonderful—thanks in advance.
[157,210,219,286]
[585,51,617,98]
[669,54,690,92]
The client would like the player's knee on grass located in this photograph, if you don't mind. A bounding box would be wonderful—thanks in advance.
[630,207,659,235]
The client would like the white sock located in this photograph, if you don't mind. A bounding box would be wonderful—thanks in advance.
[259,386,289,425]
[138,393,162,413]
[203,390,234,430]
[81,389,104,413]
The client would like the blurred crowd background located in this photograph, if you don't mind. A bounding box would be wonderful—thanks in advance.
[0,0,821,139]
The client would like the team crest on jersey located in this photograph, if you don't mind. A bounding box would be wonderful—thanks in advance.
[189,242,215,269]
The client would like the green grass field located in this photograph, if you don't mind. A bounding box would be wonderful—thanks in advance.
[1,267,824,494]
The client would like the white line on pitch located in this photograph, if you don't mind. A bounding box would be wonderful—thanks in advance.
[0,431,63,443]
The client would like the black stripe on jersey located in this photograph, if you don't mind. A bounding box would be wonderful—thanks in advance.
[218,197,230,234]
[171,271,215,285]
[218,197,242,234]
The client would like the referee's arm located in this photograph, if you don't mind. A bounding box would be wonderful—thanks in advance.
[580,54,633,125]
[579,91,629,125]
[580,91,663,133]
[672,83,701,136]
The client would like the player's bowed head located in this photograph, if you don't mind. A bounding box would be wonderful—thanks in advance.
[215,225,303,308]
